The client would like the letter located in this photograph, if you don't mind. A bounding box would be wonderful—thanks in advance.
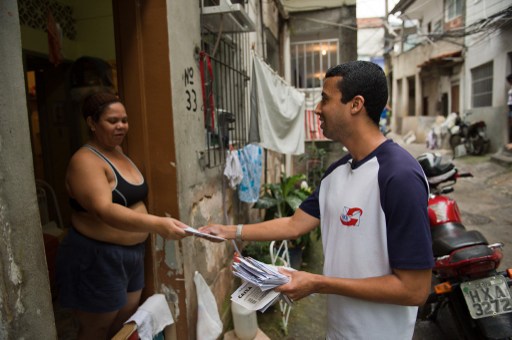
[469,289,481,304]
[494,284,508,299]
[481,287,493,301]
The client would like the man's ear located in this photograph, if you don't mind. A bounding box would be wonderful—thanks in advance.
[351,95,365,113]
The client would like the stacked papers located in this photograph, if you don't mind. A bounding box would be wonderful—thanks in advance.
[231,255,293,312]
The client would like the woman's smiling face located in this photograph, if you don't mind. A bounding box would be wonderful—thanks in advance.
[90,102,129,148]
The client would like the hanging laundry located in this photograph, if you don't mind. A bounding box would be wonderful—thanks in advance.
[224,150,243,189]
[249,53,305,155]
[304,91,328,141]
[237,144,263,203]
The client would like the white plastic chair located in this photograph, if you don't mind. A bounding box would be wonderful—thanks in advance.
[269,240,292,334]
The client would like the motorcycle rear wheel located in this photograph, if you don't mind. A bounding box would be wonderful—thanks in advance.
[468,136,489,155]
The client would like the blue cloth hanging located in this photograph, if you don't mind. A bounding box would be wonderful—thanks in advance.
[237,144,263,203]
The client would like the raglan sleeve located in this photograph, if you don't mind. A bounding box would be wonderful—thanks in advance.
[299,186,320,219]
[382,160,434,270]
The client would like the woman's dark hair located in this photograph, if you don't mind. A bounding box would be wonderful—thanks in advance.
[82,92,121,122]
[325,61,388,126]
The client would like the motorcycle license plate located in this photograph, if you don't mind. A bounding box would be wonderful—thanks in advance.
[461,276,512,319]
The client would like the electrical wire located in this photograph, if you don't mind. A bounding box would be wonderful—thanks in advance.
[392,6,512,49]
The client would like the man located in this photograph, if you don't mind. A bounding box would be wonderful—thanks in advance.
[200,61,434,339]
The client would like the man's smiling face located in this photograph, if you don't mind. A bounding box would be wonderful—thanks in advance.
[315,76,353,141]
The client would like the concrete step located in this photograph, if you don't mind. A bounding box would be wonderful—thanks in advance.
[490,147,512,167]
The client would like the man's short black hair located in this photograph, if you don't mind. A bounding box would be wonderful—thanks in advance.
[507,73,512,83]
[325,61,388,126]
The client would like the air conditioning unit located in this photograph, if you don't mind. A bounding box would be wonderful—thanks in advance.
[201,0,256,33]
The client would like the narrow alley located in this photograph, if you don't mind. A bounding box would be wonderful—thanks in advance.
[256,136,512,340]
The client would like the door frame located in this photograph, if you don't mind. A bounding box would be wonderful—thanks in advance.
[113,0,188,338]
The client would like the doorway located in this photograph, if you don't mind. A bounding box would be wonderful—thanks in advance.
[21,2,119,337]
[24,54,76,229]
[451,83,459,115]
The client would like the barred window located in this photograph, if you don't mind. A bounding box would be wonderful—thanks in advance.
[291,39,340,89]
[471,62,493,108]
[200,28,251,168]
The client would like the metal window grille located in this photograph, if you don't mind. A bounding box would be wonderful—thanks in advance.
[291,38,339,89]
[291,39,338,141]
[200,27,251,168]
[471,61,493,108]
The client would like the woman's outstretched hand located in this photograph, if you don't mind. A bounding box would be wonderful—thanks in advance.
[158,217,189,240]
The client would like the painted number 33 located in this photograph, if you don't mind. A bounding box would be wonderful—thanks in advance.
[184,67,197,112]
[186,89,197,112]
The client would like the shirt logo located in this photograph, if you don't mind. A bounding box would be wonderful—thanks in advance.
[340,207,363,227]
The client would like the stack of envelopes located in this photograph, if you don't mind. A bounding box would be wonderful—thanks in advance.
[230,254,293,312]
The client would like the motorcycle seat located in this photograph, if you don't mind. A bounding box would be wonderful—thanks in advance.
[432,226,488,257]
[450,244,494,263]
[431,222,465,240]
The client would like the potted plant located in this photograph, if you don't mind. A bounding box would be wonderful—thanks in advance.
[249,173,313,268]
[299,142,327,189]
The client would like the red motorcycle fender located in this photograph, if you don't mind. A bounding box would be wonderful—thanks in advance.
[428,195,462,226]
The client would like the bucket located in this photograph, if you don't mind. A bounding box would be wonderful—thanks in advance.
[231,301,258,340]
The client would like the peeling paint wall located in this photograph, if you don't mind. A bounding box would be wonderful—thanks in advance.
[166,1,262,338]
[0,1,57,338]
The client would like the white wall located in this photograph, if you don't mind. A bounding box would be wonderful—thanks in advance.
[166,0,264,334]
[463,0,512,149]
[466,0,511,25]
[390,0,465,139]
[1,1,57,337]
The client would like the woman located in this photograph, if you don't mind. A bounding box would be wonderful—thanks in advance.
[56,91,189,339]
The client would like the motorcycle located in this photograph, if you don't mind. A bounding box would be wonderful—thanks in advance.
[449,112,490,157]
[416,153,512,340]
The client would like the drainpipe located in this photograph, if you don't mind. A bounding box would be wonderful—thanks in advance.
[259,0,266,59]
[283,21,293,175]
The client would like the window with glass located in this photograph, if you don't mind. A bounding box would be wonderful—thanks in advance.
[444,0,463,22]
[291,39,339,89]
[471,62,493,108]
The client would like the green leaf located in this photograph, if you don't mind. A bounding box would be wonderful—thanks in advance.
[285,195,304,211]
[295,191,310,200]
[254,196,278,209]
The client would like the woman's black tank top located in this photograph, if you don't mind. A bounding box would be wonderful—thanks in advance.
[69,145,148,212]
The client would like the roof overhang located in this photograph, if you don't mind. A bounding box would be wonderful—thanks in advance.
[417,51,463,69]
[390,0,415,15]
[283,0,356,13]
